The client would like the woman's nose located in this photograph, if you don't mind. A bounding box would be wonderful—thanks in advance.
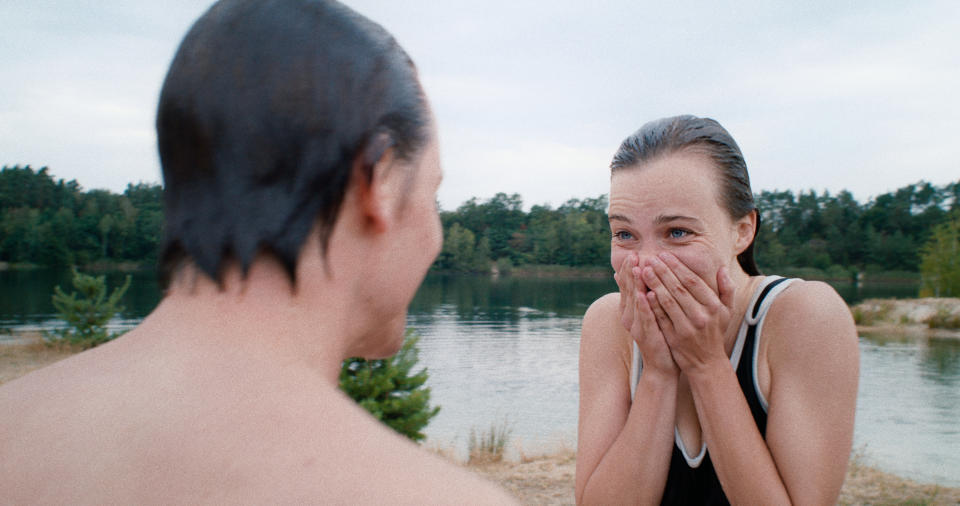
[634,244,661,267]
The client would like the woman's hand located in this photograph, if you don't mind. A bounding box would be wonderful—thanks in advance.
[614,253,678,378]
[640,252,736,376]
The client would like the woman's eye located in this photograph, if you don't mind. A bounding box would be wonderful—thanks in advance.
[669,228,690,239]
[613,231,633,241]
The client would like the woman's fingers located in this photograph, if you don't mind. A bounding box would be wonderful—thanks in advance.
[644,290,674,336]
[657,253,721,308]
[641,262,691,326]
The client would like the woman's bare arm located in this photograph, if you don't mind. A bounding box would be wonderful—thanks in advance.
[762,281,859,503]
[575,292,678,505]
[687,281,858,505]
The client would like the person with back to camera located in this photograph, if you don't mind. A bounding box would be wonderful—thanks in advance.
[575,115,860,505]
[0,0,518,503]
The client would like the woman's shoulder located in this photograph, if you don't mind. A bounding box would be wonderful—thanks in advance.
[581,292,632,354]
[586,292,621,316]
[768,278,851,324]
[763,278,858,364]
[582,292,622,335]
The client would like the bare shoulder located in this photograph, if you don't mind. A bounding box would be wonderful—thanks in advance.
[582,292,623,343]
[585,292,620,319]
[581,292,630,360]
[285,395,519,504]
[764,279,858,367]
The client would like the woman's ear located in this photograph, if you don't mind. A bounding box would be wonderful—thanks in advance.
[733,209,758,255]
[353,132,400,234]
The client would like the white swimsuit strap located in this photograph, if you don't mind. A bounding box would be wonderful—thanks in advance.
[751,277,797,413]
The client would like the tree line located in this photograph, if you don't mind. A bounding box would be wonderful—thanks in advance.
[436,184,960,277]
[1,165,162,267]
[2,164,958,277]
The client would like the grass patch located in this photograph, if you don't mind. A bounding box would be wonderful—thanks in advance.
[926,307,960,329]
[851,300,894,325]
[469,418,513,465]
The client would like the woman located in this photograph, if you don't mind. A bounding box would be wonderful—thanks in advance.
[0,1,514,503]
[575,115,859,505]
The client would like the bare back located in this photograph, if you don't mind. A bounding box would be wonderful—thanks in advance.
[0,326,514,504]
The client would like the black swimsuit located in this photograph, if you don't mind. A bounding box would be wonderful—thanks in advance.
[628,276,795,505]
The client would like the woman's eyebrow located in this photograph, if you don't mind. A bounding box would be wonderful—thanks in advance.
[608,213,632,223]
[654,214,699,225]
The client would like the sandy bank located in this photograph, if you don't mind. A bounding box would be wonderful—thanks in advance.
[852,297,960,339]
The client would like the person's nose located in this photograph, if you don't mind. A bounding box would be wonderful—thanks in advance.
[633,241,662,268]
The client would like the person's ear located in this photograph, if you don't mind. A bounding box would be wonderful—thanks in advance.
[733,209,757,255]
[353,132,399,234]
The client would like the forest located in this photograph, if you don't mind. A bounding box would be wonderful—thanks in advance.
[2,164,958,278]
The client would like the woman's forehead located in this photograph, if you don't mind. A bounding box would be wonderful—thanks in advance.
[609,157,722,217]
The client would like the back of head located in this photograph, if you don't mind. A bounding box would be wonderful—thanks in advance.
[157,0,428,287]
[611,115,761,275]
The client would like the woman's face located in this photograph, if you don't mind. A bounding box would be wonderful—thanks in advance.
[608,150,751,293]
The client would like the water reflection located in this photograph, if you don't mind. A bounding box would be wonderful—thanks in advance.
[921,338,960,385]
[827,280,920,304]
[410,273,616,321]
[0,269,161,331]
[855,335,960,485]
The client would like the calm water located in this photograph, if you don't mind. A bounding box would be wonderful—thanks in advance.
[1,269,957,486]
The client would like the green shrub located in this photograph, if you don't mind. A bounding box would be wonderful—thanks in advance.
[339,331,440,441]
[46,268,131,349]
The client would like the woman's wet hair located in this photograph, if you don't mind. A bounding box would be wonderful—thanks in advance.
[611,115,761,275]
[156,0,428,287]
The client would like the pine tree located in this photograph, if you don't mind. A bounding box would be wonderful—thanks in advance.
[48,268,131,349]
[339,331,440,441]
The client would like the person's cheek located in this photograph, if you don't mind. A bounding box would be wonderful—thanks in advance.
[611,246,627,273]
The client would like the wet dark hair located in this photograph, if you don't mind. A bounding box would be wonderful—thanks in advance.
[610,115,761,275]
[156,0,428,287]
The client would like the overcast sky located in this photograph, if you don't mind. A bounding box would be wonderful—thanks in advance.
[2,1,957,210]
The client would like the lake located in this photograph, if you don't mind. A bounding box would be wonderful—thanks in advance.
[1,269,957,486]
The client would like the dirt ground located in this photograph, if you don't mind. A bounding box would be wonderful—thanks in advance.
[4,331,960,505]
